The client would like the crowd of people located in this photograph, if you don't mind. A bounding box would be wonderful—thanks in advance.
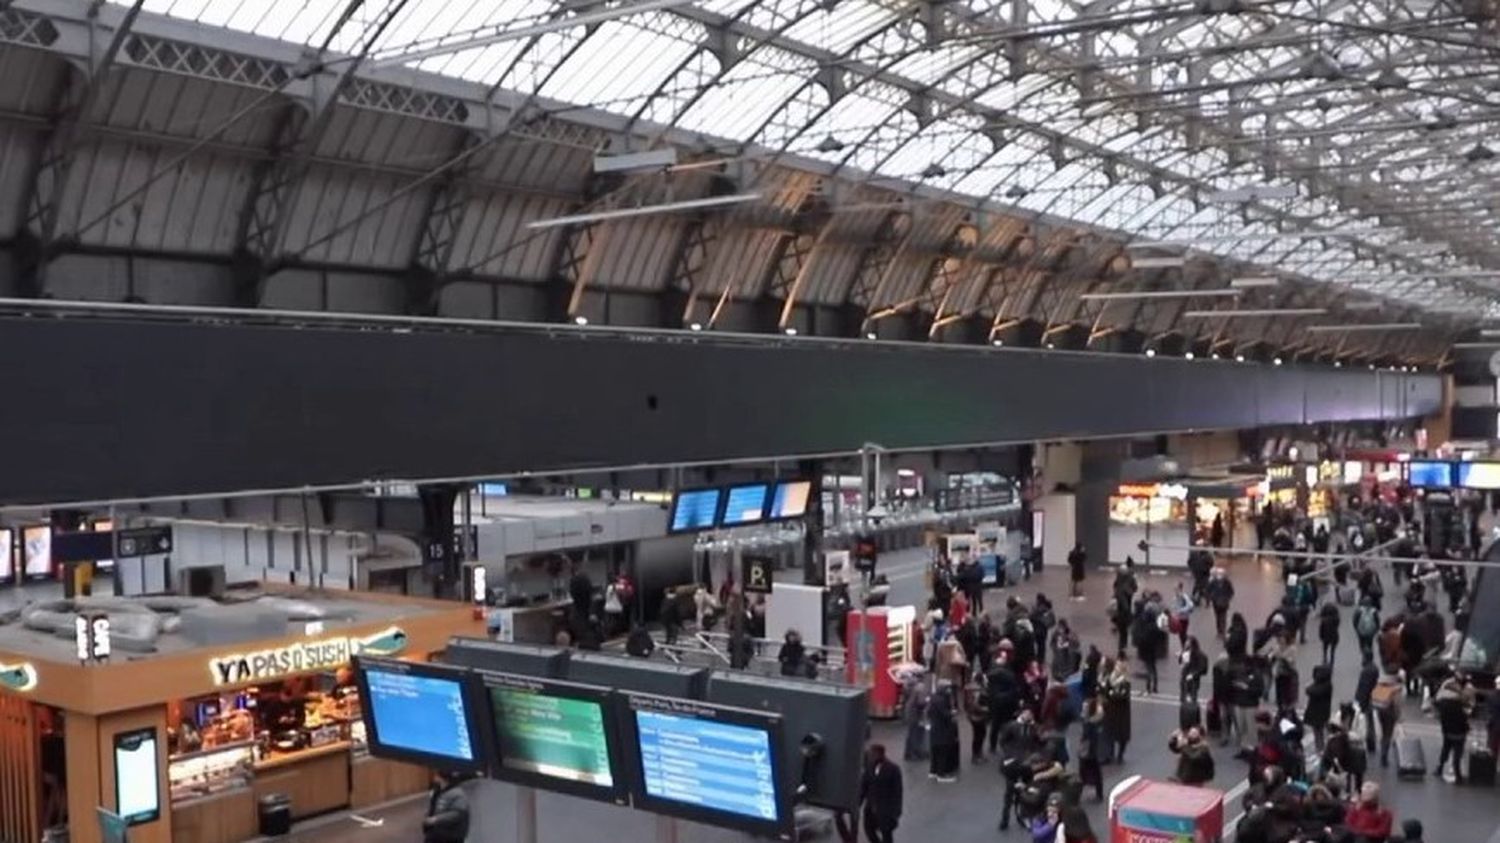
[859,488,1491,843]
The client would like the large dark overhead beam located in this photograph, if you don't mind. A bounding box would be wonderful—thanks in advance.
[0,311,1441,506]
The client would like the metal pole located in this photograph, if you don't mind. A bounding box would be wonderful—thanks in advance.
[517,787,538,843]
[460,486,473,560]
[655,815,679,843]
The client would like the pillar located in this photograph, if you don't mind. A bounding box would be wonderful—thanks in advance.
[417,483,463,599]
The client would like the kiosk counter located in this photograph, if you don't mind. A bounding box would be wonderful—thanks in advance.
[0,584,483,843]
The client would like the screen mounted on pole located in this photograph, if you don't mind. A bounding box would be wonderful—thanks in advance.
[480,670,628,804]
[353,656,485,773]
[668,488,723,533]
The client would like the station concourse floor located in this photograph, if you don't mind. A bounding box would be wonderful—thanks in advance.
[285,552,1499,843]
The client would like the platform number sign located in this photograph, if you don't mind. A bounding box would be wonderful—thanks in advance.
[75,612,111,663]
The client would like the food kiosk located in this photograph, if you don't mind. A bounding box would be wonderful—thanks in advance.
[1109,777,1224,843]
[845,605,917,718]
[0,583,483,843]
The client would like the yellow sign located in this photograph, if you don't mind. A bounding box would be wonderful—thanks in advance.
[207,626,408,686]
[1266,465,1296,480]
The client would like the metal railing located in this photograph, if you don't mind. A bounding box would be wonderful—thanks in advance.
[608,630,849,682]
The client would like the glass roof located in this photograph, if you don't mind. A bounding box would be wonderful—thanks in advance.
[121,0,1500,317]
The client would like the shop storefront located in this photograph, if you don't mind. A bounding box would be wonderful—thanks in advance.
[1108,482,1191,567]
[1181,476,1263,551]
[0,585,483,843]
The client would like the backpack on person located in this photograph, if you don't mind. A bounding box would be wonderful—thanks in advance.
[1355,606,1379,639]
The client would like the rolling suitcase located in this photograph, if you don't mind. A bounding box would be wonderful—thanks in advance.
[1470,746,1496,786]
[1395,730,1427,780]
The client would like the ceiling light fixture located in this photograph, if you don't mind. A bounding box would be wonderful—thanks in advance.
[866,331,878,340]
[1236,354,1246,362]
[689,322,703,332]
[1078,289,1240,301]
[1145,348,1157,357]
[528,193,761,229]
[1131,255,1188,269]
[784,327,798,336]
[573,316,589,326]
[1184,351,1195,360]
[1304,323,1424,332]
[1180,308,1329,318]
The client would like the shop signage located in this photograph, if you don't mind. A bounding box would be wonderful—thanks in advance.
[1116,483,1188,500]
[207,625,408,686]
[75,613,111,662]
[1318,461,1342,483]
[0,660,38,693]
[742,555,774,594]
[1266,465,1297,481]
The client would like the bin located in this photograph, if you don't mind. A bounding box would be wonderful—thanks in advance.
[259,793,293,837]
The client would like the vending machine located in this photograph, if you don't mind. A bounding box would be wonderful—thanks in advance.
[844,605,917,718]
[1109,778,1224,843]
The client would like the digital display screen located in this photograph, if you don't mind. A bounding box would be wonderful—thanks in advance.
[626,696,786,837]
[767,481,811,521]
[0,529,12,581]
[484,673,625,803]
[1458,462,1500,490]
[23,526,51,579]
[669,489,723,533]
[358,659,483,771]
[1342,461,1364,484]
[113,728,160,826]
[722,484,771,527]
[1407,461,1454,489]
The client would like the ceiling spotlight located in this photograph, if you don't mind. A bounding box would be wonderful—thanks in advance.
[866,331,878,340]
[574,315,589,326]
[992,339,1004,346]
[1273,357,1284,366]
[1210,352,1220,360]
[1045,342,1056,349]
[1235,354,1246,362]
[689,322,703,332]
[1369,364,1376,370]
[1145,348,1157,357]
[1334,361,1342,368]
[784,327,798,336]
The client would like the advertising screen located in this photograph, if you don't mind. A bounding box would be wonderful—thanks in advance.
[482,671,627,804]
[721,484,771,527]
[668,489,723,533]
[113,728,160,826]
[766,481,811,522]
[0,529,12,581]
[1407,460,1454,489]
[354,657,485,772]
[23,526,51,579]
[623,694,788,839]
[1458,462,1500,490]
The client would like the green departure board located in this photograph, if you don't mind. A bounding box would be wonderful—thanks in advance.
[491,686,614,786]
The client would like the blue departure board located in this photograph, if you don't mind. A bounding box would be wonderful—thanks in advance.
[634,709,780,825]
[721,484,771,527]
[669,489,723,533]
[364,666,477,765]
[1407,460,1453,489]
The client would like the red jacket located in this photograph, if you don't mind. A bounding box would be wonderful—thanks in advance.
[1344,802,1393,840]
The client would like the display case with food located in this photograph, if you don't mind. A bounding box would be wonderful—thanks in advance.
[167,743,253,803]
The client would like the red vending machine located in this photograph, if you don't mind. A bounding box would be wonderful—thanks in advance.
[845,605,918,718]
[1109,778,1224,843]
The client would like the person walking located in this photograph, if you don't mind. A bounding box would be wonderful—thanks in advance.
[1180,635,1208,704]
[1170,582,1194,651]
[965,674,990,765]
[422,771,471,843]
[1318,602,1341,667]
[1353,598,1380,661]
[927,680,961,782]
[1206,568,1235,639]
[997,709,1041,831]
[1102,659,1133,763]
[1067,543,1087,600]
[1434,674,1474,783]
[858,744,903,843]
[1135,596,1167,694]
[1304,664,1333,751]
[1077,696,1106,801]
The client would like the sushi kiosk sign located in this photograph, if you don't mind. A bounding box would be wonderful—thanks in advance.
[207,626,408,686]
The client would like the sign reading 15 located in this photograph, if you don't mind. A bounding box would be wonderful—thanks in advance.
[75,614,111,662]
